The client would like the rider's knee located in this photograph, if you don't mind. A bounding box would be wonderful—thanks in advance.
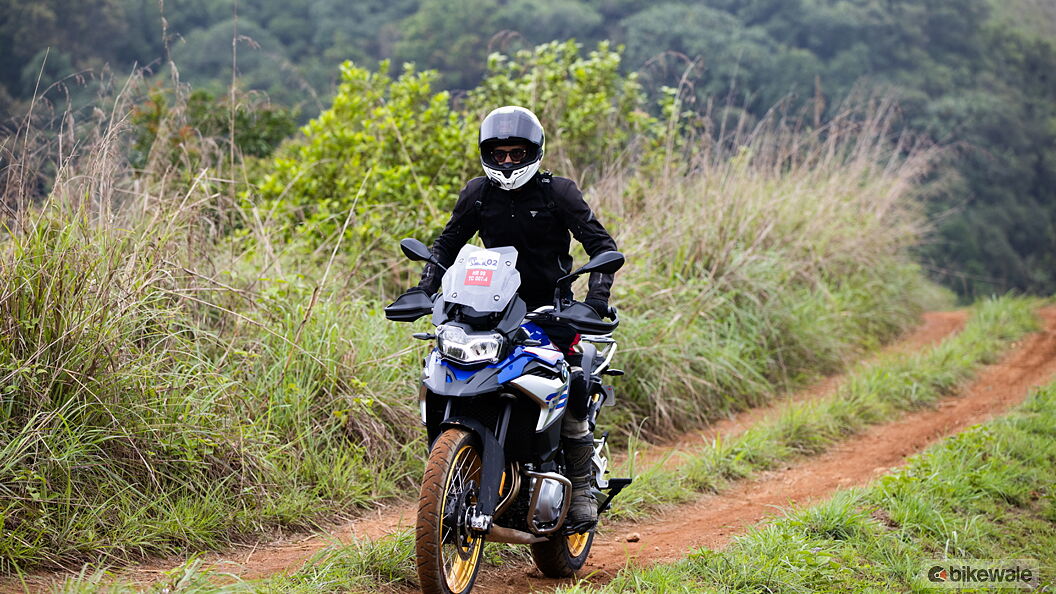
[562,415,590,439]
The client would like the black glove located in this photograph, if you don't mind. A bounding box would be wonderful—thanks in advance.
[584,298,610,319]
[388,287,426,308]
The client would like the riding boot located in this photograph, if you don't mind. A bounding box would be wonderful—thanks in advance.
[563,432,597,530]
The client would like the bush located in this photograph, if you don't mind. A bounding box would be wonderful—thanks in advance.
[251,61,475,253]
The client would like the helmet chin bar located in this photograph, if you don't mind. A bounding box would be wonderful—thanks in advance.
[483,159,541,191]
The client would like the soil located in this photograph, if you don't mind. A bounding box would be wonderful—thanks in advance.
[468,307,1056,593]
[634,309,967,470]
[10,307,1056,594]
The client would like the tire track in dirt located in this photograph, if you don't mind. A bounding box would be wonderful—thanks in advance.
[0,311,966,592]
[174,311,967,587]
[636,310,966,470]
[467,307,1056,594]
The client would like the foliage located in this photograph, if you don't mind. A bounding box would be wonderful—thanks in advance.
[0,0,126,99]
[2,0,1055,297]
[0,92,423,570]
[130,87,297,169]
[0,44,944,572]
[249,41,661,254]
[251,60,474,256]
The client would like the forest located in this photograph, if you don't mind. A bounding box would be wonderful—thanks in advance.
[1,0,1054,297]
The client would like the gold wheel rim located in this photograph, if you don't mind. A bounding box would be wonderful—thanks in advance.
[567,530,590,557]
[439,444,483,593]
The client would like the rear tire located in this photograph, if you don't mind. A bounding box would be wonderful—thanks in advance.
[416,429,486,594]
[531,529,595,578]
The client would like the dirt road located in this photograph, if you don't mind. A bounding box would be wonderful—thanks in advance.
[129,310,972,589]
[468,307,1056,593]
[14,307,1056,594]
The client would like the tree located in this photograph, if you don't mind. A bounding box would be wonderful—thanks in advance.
[0,0,126,110]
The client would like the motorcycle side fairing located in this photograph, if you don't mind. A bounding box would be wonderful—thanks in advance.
[419,322,571,434]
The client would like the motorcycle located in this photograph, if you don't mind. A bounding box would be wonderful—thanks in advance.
[385,238,632,594]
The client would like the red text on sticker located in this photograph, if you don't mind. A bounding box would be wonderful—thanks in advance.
[464,269,493,286]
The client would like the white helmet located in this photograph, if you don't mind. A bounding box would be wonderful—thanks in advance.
[479,106,544,191]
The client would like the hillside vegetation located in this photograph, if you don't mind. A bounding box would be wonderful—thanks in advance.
[2,0,1054,299]
[0,44,944,571]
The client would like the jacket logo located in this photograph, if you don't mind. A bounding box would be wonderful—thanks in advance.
[530,210,539,217]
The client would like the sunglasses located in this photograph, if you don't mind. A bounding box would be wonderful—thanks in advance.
[491,148,529,163]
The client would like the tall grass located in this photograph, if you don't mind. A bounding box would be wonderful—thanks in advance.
[0,79,423,571]
[558,378,1056,593]
[594,99,939,438]
[0,77,941,572]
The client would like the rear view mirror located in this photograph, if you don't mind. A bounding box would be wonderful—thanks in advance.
[572,251,624,276]
[400,238,433,262]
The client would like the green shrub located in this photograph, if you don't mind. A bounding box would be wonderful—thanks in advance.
[251,61,475,251]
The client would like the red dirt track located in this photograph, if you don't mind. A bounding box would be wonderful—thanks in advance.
[9,308,1056,594]
[469,307,1056,593]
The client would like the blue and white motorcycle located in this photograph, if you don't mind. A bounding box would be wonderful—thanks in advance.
[385,238,631,594]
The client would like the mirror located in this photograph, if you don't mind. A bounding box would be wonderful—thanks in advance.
[400,238,433,262]
[572,251,625,276]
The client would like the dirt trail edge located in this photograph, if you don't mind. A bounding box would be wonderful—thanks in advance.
[162,311,968,587]
[0,311,965,593]
[468,307,1056,594]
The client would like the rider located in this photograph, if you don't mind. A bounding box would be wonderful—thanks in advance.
[400,105,617,530]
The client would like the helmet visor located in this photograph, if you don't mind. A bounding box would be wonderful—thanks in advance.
[481,143,538,167]
[479,110,544,146]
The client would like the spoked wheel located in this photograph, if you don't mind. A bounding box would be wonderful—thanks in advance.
[531,527,596,578]
[417,429,486,594]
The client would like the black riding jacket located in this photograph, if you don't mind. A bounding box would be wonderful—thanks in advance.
[418,173,617,309]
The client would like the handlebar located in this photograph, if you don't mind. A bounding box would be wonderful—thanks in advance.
[525,303,620,334]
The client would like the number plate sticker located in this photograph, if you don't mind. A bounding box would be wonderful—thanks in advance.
[464,250,500,286]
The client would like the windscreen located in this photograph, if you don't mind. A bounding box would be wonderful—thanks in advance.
[441,244,520,313]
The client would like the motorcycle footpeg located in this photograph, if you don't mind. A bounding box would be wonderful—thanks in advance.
[562,518,598,535]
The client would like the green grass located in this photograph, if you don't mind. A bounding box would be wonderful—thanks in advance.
[609,296,1039,519]
[0,212,427,571]
[51,529,537,593]
[559,376,1056,593]
[1,72,944,574]
[47,297,1040,594]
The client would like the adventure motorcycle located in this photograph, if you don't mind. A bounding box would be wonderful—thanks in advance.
[385,238,632,594]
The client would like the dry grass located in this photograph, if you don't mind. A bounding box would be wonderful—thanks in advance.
[0,73,940,572]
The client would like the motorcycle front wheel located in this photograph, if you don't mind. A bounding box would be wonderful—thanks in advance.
[531,528,595,577]
[416,428,485,594]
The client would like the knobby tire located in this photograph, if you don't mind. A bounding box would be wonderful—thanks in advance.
[416,428,485,594]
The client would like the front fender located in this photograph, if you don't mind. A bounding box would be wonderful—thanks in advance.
[439,416,505,518]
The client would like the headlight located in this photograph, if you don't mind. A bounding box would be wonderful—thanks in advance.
[437,325,505,364]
